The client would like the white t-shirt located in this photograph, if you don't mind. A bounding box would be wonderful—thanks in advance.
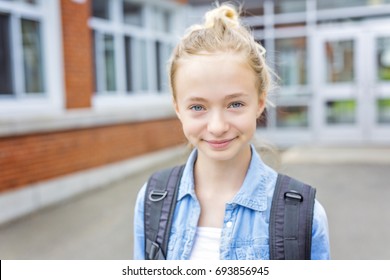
[189,227,222,260]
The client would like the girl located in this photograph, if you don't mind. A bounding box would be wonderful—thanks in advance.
[133,3,330,260]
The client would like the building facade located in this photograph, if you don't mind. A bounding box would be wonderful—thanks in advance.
[191,0,390,146]
[0,0,187,224]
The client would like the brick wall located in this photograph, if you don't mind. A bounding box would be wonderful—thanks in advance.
[61,0,94,109]
[0,118,185,194]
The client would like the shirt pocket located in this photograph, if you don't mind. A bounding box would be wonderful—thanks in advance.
[234,238,269,260]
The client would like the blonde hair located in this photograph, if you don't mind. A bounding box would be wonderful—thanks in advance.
[168,3,272,102]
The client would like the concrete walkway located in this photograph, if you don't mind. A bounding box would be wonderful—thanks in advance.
[281,146,390,259]
[0,155,186,260]
[0,145,389,260]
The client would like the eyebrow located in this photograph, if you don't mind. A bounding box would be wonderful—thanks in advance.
[224,93,248,100]
[185,97,208,103]
[185,93,248,103]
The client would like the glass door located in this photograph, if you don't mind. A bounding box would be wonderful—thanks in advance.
[313,26,366,143]
[367,25,390,142]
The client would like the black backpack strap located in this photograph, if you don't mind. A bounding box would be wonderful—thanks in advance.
[269,174,316,260]
[144,165,184,260]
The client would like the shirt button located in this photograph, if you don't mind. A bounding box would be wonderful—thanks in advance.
[226,221,233,228]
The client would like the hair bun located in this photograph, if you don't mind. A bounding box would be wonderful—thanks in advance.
[204,4,239,28]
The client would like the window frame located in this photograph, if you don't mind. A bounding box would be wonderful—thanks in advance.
[0,0,64,116]
[89,0,183,111]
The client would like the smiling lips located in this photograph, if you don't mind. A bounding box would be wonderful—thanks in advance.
[204,138,236,149]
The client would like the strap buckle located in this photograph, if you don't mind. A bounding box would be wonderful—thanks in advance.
[284,191,303,202]
[149,190,168,202]
[149,241,160,260]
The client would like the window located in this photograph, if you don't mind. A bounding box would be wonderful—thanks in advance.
[377,37,390,82]
[104,34,116,91]
[325,40,354,84]
[21,18,44,93]
[90,0,180,96]
[123,1,143,26]
[0,13,12,95]
[277,105,309,128]
[0,3,45,97]
[242,0,264,17]
[152,7,172,33]
[155,41,173,92]
[92,0,110,20]
[377,98,390,124]
[93,32,117,93]
[317,0,377,10]
[138,38,148,91]
[124,36,133,92]
[275,37,307,87]
[274,0,306,14]
[3,0,38,4]
[326,100,356,125]
[0,0,63,116]
[123,37,171,93]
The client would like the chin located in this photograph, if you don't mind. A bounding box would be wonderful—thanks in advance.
[198,144,247,162]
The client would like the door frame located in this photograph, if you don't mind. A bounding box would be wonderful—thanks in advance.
[312,21,390,144]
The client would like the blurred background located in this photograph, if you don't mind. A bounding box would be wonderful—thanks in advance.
[0,0,390,260]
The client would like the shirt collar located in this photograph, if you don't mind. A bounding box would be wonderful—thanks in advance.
[177,149,198,201]
[177,145,276,212]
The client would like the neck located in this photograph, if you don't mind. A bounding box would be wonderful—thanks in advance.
[194,145,252,193]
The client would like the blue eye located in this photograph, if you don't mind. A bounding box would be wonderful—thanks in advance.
[229,102,244,108]
[190,105,204,111]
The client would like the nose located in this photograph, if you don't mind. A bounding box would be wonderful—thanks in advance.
[207,111,229,136]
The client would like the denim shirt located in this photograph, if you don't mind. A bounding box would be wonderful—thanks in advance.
[133,146,330,260]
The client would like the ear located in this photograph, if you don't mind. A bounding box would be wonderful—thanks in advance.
[256,92,267,118]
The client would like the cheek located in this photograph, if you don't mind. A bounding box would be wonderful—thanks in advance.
[239,119,257,134]
[230,112,258,137]
[180,116,204,138]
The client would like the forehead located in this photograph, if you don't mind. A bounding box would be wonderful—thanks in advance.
[174,52,257,97]
[178,52,248,71]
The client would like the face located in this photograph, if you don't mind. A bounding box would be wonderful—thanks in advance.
[173,53,266,163]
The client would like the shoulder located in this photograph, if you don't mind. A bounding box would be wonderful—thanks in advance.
[313,199,329,233]
[311,199,331,259]
[134,182,147,213]
[314,199,327,220]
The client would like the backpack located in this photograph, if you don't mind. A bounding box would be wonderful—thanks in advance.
[144,165,316,260]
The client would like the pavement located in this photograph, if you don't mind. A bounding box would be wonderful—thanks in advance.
[0,145,390,260]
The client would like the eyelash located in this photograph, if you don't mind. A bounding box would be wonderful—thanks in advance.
[189,102,244,112]
[228,102,244,109]
[189,105,205,111]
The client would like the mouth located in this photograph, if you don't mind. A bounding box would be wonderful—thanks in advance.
[204,138,236,149]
